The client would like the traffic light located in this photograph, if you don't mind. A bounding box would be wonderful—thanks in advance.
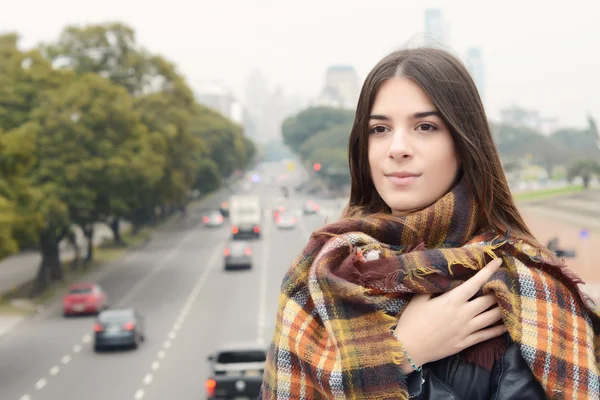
[313,163,321,172]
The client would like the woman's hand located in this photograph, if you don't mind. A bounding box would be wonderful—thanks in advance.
[393,258,506,373]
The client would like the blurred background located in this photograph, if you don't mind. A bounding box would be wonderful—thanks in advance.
[1,1,599,399]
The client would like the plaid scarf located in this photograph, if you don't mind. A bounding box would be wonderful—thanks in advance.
[260,178,600,399]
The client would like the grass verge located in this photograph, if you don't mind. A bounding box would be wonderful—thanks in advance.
[513,185,585,203]
[0,227,154,315]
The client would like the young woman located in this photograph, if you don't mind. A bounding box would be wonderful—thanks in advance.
[260,48,600,399]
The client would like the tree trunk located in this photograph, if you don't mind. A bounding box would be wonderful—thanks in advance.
[67,228,82,271]
[132,221,141,236]
[583,175,590,189]
[110,218,123,245]
[83,224,95,264]
[32,228,63,296]
[544,162,554,180]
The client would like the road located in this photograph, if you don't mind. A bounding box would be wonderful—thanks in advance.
[0,163,340,400]
[2,163,598,400]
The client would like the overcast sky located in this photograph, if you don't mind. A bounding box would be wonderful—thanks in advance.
[2,0,599,127]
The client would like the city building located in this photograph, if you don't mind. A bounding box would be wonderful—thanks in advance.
[465,47,485,103]
[424,8,451,48]
[195,80,243,124]
[313,65,360,110]
[500,105,558,135]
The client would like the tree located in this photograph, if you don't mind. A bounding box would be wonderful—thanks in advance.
[492,123,568,178]
[188,105,254,179]
[299,122,352,160]
[282,107,354,154]
[0,33,72,291]
[42,22,151,95]
[307,147,350,189]
[45,23,204,232]
[566,158,600,189]
[30,72,166,261]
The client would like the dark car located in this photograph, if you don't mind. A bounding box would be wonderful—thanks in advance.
[219,201,229,217]
[224,241,252,270]
[93,308,145,351]
[205,341,267,400]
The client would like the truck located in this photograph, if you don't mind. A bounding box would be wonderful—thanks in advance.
[204,341,267,400]
[229,195,262,240]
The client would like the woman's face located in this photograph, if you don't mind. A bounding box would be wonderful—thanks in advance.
[368,77,460,214]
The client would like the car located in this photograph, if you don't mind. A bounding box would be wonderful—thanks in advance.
[205,341,267,400]
[224,241,252,270]
[303,200,320,215]
[276,212,297,230]
[219,201,229,217]
[272,205,286,222]
[93,308,145,351]
[229,195,262,240]
[63,283,108,317]
[203,210,224,228]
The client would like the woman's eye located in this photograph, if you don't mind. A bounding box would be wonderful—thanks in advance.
[369,125,388,134]
[417,123,436,132]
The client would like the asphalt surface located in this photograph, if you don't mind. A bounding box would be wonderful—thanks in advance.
[0,163,341,400]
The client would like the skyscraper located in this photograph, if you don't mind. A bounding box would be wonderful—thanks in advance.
[314,65,360,110]
[244,68,270,120]
[424,8,451,48]
[466,47,485,103]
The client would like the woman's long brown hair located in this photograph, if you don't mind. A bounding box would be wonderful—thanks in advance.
[345,47,536,243]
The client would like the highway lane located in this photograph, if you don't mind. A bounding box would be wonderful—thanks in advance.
[142,183,328,400]
[0,166,340,400]
[0,191,232,400]
[26,220,231,400]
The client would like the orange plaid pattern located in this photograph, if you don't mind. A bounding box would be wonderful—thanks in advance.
[260,180,600,399]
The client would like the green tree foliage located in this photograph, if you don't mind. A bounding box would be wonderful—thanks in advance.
[281,107,353,187]
[567,158,600,189]
[282,107,354,154]
[0,25,256,295]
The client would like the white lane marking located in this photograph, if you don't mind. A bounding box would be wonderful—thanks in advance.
[143,373,153,385]
[117,223,201,307]
[134,243,223,396]
[23,219,211,399]
[173,322,181,331]
[257,209,273,345]
[35,378,47,390]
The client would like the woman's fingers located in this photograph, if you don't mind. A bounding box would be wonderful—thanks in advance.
[463,323,507,349]
[466,294,498,315]
[451,258,503,302]
[469,306,503,332]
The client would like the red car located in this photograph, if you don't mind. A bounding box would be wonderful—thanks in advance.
[63,283,109,316]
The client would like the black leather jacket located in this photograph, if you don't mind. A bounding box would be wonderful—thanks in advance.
[407,334,548,399]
